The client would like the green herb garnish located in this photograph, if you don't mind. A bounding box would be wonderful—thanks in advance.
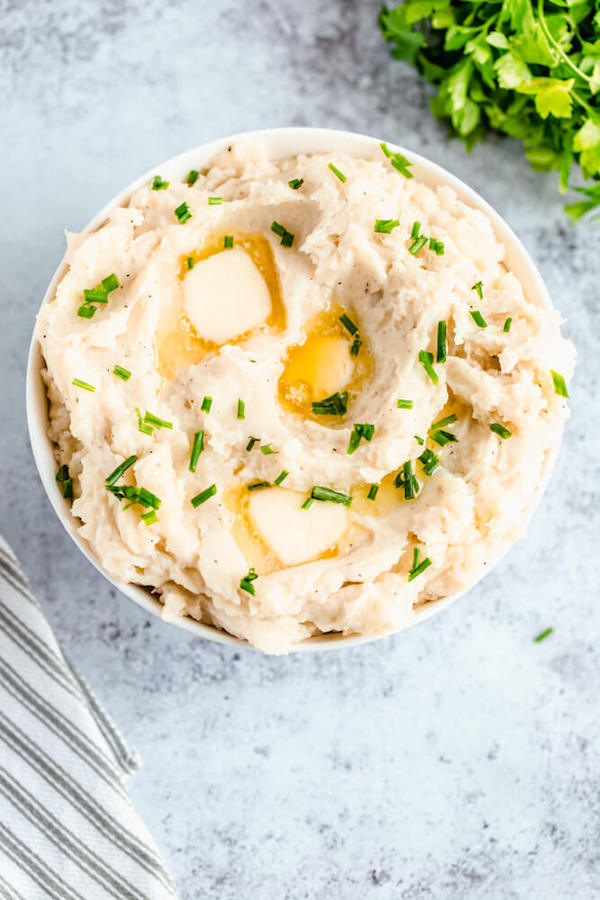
[311,486,352,506]
[397,399,413,409]
[56,464,73,499]
[113,365,131,381]
[247,481,271,491]
[503,317,512,333]
[534,627,553,643]
[418,350,438,385]
[191,484,217,507]
[288,178,304,190]
[301,497,314,510]
[429,237,445,255]
[186,256,194,270]
[311,391,348,416]
[339,313,358,335]
[431,414,457,430]
[414,435,425,446]
[83,289,108,304]
[186,169,199,186]
[274,470,289,486]
[367,484,379,501]
[347,423,375,455]
[237,398,245,419]
[418,448,439,475]
[328,162,347,183]
[550,369,569,398]
[140,510,158,526]
[201,396,212,413]
[77,305,96,318]
[380,142,413,178]
[136,407,153,436]
[224,235,234,249]
[189,430,204,473]
[409,235,428,255]
[144,411,173,430]
[246,436,259,451]
[436,320,447,363]
[408,547,432,582]
[470,310,487,328]
[374,218,400,233]
[240,567,258,595]
[72,378,96,393]
[174,202,191,224]
[105,455,138,486]
[208,197,223,205]
[152,175,169,190]
[410,221,421,239]
[472,281,484,301]
[260,443,278,455]
[271,221,294,247]
[395,460,419,499]
[490,423,512,439]
[430,428,458,447]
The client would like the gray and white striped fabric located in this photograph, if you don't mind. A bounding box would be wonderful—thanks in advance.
[0,536,177,899]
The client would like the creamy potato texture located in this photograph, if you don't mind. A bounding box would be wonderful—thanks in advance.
[38,140,575,653]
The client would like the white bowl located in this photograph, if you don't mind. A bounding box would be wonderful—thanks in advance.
[26,127,562,652]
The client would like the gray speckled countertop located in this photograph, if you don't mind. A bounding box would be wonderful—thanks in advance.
[2,1,599,897]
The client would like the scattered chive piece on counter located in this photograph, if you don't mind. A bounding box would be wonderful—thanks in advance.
[490,423,512,439]
[328,162,347,183]
[105,455,138,486]
[189,430,204,472]
[472,281,484,300]
[418,350,438,385]
[550,370,569,398]
[301,497,314,509]
[72,378,95,393]
[144,411,173,430]
[503,317,512,333]
[201,395,213,413]
[237,398,245,420]
[374,218,400,234]
[274,470,289,486]
[191,484,217,508]
[408,548,432,581]
[208,196,222,205]
[247,481,271,491]
[409,235,428,255]
[431,414,457,430]
[534,627,554,643]
[397,399,413,409]
[113,365,131,381]
[419,448,439,475]
[224,235,234,249]
[246,436,259,451]
[347,423,375,455]
[240,567,258,596]
[77,305,96,318]
[271,221,294,247]
[311,486,352,506]
[141,510,158,526]
[411,221,421,239]
[186,169,199,186]
[414,435,425,446]
[288,178,304,190]
[470,310,487,328]
[186,256,194,270]
[174,202,191,224]
[56,464,73,499]
[260,443,278,455]
[311,391,348,416]
[367,484,379,501]
[430,428,458,447]
[152,175,169,190]
[136,407,153,436]
[380,142,413,178]
[436,320,447,363]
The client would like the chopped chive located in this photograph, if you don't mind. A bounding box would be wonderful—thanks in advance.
[311,486,352,506]
[189,430,204,472]
[408,556,432,581]
[431,414,457,430]
[271,221,294,247]
[409,235,428,255]
[72,378,96,393]
[418,447,439,475]
[105,455,138,486]
[201,396,212,413]
[339,313,358,335]
[281,231,294,248]
[208,196,223,205]
[288,178,304,190]
[186,169,199,186]
[152,175,169,190]
[113,365,131,381]
[350,335,362,356]
[367,484,379,501]
[246,436,259,451]
[311,391,348,416]
[260,443,277,455]
[301,497,314,509]
[224,235,234,249]
[237,398,245,420]
[397,399,413,409]
[77,305,96,318]
[56,464,70,483]
[395,460,418,500]
[137,486,161,509]
[101,274,119,293]
[430,238,445,256]
[247,481,271,491]
[534,627,553,643]
[328,162,347,183]
[410,221,421,239]
[240,566,258,595]
[374,218,400,234]
[191,484,217,507]
[271,221,285,236]
[503,316,512,333]
[83,288,108,304]
[274,470,289,486]
[418,350,438,385]
[414,435,425,446]
[186,256,194,270]
[347,423,375,455]
[136,407,153,436]
[472,281,484,300]
[436,320,447,363]
[490,423,512,439]
[143,411,173,430]
[174,202,191,223]
[469,310,487,328]
[62,479,73,499]
[141,510,158,526]
[550,369,569,398]
[380,143,413,178]
[430,428,458,447]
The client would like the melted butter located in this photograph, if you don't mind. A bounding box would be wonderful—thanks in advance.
[278,305,374,423]
[156,233,286,380]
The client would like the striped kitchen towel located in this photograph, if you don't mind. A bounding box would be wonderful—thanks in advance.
[0,536,177,899]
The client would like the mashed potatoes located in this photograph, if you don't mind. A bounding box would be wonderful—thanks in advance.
[37,140,575,653]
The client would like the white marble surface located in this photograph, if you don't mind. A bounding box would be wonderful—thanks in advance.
[2,1,600,897]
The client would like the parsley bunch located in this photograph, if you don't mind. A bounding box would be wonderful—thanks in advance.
[379,0,600,221]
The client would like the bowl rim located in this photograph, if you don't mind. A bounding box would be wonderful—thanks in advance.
[26,125,562,653]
